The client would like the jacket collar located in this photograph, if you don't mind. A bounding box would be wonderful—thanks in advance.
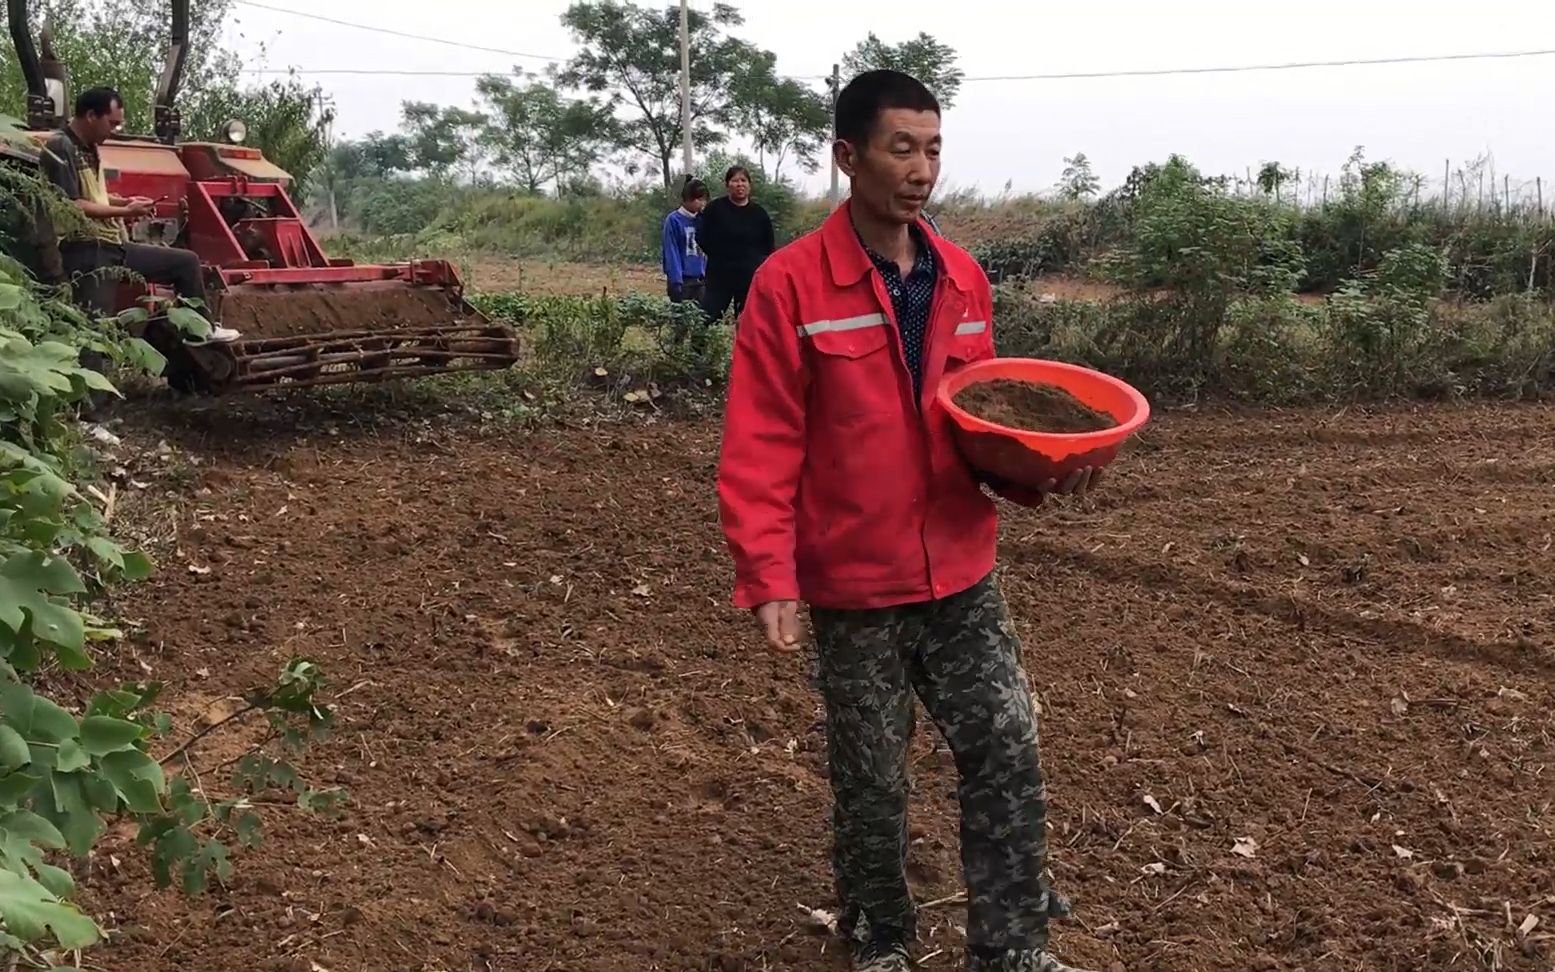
[821,198,972,292]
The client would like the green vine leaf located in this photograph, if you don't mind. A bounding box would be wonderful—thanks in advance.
[0,869,99,949]
[0,725,29,769]
[165,305,212,340]
[184,840,232,894]
[0,682,79,744]
[147,823,195,890]
[122,337,167,376]
[234,809,262,848]
[99,749,165,814]
[0,552,88,656]
[85,537,124,572]
[120,551,154,581]
[78,716,144,757]
[46,772,103,856]
[33,861,74,899]
[0,770,40,803]
[55,740,90,773]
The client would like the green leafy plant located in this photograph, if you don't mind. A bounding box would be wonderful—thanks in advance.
[971,210,1097,282]
[134,658,341,896]
[1325,242,1450,395]
[470,289,731,396]
[989,251,1550,407]
[1,170,338,962]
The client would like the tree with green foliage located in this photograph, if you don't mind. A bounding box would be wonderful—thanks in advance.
[400,101,490,183]
[310,133,415,232]
[185,78,333,196]
[1256,161,1298,202]
[321,133,413,187]
[0,0,240,136]
[558,1,771,189]
[728,55,829,179]
[841,32,963,108]
[1109,154,1304,297]
[1057,152,1100,200]
[476,71,616,195]
[0,0,332,197]
[312,132,461,237]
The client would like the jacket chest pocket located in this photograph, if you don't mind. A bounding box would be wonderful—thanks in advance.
[804,321,899,419]
[943,316,993,368]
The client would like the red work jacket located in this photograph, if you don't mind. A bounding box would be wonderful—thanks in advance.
[717,202,998,611]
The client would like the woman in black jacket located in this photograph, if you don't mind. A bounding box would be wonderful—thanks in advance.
[695,166,775,322]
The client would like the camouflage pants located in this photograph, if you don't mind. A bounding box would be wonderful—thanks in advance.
[811,575,1068,961]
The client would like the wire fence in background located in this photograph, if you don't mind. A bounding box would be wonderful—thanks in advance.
[1228,156,1552,223]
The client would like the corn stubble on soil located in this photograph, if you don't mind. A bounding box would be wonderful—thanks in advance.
[955,379,1119,433]
[86,398,1555,972]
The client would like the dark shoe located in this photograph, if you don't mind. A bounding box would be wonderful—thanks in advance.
[967,949,1095,972]
[1032,954,1095,972]
[855,929,914,971]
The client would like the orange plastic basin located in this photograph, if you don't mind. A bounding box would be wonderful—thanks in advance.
[937,358,1150,488]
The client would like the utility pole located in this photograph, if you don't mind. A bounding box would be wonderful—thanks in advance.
[827,63,841,208]
[678,0,693,181]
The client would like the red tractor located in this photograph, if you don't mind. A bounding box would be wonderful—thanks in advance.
[6,0,519,393]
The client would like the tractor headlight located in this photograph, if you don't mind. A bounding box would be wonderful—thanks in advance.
[224,119,248,144]
[44,79,67,120]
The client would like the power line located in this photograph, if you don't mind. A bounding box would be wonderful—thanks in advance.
[233,0,564,62]
[243,68,516,77]
[954,47,1555,82]
[242,46,1555,83]
[227,0,1555,83]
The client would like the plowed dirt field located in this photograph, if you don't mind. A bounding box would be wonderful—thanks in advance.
[81,398,1555,972]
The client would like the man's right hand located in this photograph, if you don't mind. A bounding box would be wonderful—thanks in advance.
[984,467,1102,508]
[754,600,801,654]
[667,281,684,302]
[123,198,156,218]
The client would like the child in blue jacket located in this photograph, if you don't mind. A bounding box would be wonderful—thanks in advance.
[662,177,710,303]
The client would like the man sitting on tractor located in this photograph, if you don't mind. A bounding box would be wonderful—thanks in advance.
[38,85,238,341]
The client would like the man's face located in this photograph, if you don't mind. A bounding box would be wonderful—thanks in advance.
[726,172,752,203]
[81,102,124,144]
[835,108,941,225]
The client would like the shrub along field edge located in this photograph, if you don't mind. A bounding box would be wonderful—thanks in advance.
[473,283,1554,409]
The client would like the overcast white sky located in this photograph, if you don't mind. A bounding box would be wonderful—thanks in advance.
[225,0,1555,199]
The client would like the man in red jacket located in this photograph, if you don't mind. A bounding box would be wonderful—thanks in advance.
[718,70,1097,972]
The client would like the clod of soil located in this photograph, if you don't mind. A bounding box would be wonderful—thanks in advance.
[954,379,1118,433]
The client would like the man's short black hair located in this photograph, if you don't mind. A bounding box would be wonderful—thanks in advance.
[682,177,710,203]
[74,86,122,118]
[834,70,940,144]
